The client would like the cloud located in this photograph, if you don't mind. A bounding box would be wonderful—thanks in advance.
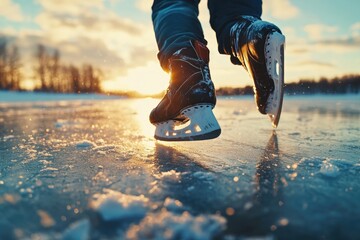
[0,0,24,22]
[297,60,335,68]
[35,0,104,14]
[136,0,152,13]
[304,24,338,40]
[31,0,157,69]
[312,36,360,52]
[35,12,142,37]
[351,22,360,31]
[263,0,300,20]
[58,37,126,71]
[351,22,360,37]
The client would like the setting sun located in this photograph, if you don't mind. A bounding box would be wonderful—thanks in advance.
[102,62,169,95]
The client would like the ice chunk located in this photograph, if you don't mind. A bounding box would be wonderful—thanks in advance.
[62,219,90,240]
[319,161,340,178]
[89,189,149,221]
[126,209,226,240]
[76,140,96,148]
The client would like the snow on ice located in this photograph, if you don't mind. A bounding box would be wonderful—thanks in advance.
[126,209,226,240]
[154,170,182,182]
[89,189,149,221]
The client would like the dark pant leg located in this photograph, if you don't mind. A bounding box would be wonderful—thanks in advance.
[208,0,262,55]
[152,0,206,71]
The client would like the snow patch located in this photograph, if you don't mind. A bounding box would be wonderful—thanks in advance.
[125,209,226,240]
[154,170,182,182]
[89,189,149,221]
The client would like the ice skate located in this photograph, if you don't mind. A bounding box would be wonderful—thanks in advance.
[231,16,285,128]
[150,40,221,141]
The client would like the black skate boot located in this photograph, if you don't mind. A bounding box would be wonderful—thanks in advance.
[150,40,221,141]
[230,16,285,127]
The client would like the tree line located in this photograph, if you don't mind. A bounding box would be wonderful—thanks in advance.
[217,75,360,96]
[0,39,103,93]
[0,41,21,90]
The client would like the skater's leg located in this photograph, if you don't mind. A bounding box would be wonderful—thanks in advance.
[208,0,262,56]
[150,0,220,141]
[152,0,206,71]
[208,0,285,127]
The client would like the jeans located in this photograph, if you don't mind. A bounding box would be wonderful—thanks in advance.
[152,0,262,71]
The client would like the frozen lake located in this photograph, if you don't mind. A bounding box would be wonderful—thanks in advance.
[0,93,359,239]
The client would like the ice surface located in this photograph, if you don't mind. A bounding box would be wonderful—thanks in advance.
[0,94,359,239]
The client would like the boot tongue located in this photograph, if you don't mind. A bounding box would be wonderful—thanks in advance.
[172,40,209,63]
[168,40,210,90]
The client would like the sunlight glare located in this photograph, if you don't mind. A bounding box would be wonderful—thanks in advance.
[131,98,158,138]
[102,62,169,95]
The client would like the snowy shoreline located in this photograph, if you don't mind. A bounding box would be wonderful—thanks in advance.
[0,90,123,103]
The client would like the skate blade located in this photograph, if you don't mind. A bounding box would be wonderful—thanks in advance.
[265,31,285,128]
[154,105,221,141]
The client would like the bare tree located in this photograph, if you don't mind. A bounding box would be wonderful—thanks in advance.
[0,41,8,89]
[35,44,47,91]
[70,65,81,93]
[82,64,102,93]
[49,49,60,92]
[8,45,22,90]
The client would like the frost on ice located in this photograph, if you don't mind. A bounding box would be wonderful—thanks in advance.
[126,209,226,240]
[89,189,149,221]
[154,170,182,182]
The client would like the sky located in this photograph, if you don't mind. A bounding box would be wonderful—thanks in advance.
[1,0,360,95]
